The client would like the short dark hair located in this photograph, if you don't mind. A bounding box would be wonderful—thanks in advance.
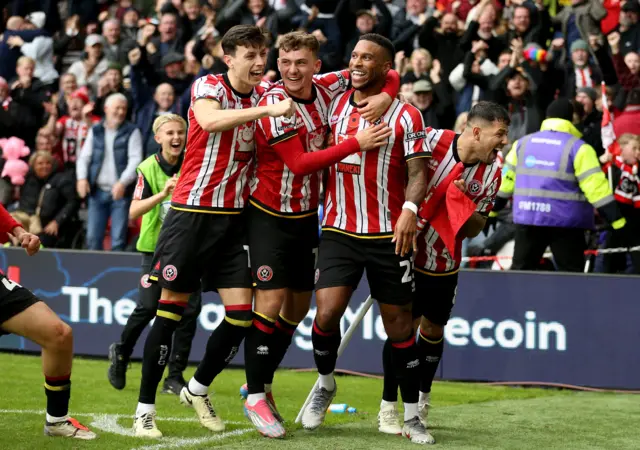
[467,101,511,127]
[358,33,395,62]
[627,87,640,106]
[221,25,267,56]
[278,31,319,57]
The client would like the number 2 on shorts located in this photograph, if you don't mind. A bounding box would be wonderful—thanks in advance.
[399,260,414,284]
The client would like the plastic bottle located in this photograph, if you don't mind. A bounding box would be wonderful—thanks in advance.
[328,404,357,414]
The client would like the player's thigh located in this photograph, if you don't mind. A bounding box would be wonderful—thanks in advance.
[246,204,289,291]
[365,239,415,306]
[205,213,253,296]
[285,213,320,293]
[281,290,312,324]
[414,270,459,333]
[2,299,71,350]
[150,209,222,294]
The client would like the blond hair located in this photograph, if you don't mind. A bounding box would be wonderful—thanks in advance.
[28,150,54,168]
[17,56,35,68]
[153,113,187,134]
[619,133,640,147]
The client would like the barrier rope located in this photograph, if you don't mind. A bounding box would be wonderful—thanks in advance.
[461,245,640,263]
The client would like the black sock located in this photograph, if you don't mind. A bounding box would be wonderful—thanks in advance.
[138,300,184,404]
[193,304,252,387]
[44,374,71,419]
[417,329,444,394]
[244,312,275,395]
[311,319,341,375]
[119,306,155,358]
[264,315,297,385]
[382,339,398,402]
[391,335,420,405]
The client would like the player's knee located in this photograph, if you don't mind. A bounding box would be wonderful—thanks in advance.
[255,289,286,318]
[314,308,340,332]
[48,320,73,351]
[420,317,444,339]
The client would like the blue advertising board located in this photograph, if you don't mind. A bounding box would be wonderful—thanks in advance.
[0,248,638,389]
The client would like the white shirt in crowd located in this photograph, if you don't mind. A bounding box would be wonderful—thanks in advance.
[76,126,143,193]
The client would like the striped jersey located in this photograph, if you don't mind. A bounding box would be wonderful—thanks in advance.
[171,73,269,213]
[56,116,99,165]
[415,128,501,273]
[251,70,351,216]
[322,90,431,237]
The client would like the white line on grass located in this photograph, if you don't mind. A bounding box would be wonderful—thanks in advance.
[130,428,253,450]
[0,409,242,424]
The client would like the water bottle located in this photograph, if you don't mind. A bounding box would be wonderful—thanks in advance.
[328,404,357,414]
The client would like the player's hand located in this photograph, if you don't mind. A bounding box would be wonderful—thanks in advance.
[355,123,392,151]
[163,175,178,196]
[357,93,393,123]
[77,179,90,199]
[267,97,295,118]
[44,220,59,236]
[392,208,417,256]
[13,228,40,256]
[453,179,466,192]
[111,181,125,201]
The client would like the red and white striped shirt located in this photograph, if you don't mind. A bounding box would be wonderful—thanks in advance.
[56,116,99,165]
[251,71,351,216]
[322,90,431,237]
[171,73,269,213]
[415,128,501,273]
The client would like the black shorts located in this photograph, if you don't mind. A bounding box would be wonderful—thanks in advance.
[247,203,319,291]
[139,253,202,310]
[413,270,459,325]
[0,274,41,335]
[315,230,414,305]
[149,208,252,293]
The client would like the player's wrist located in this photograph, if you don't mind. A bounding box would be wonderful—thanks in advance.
[402,201,418,215]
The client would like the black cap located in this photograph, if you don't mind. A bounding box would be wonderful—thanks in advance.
[161,52,185,67]
[546,98,574,121]
[622,1,640,14]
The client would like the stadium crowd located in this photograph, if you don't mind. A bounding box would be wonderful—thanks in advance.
[0,0,638,271]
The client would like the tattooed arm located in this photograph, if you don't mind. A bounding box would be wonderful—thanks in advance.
[393,157,428,256]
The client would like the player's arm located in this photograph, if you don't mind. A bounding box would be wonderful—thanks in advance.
[393,157,428,256]
[129,172,176,219]
[0,205,39,255]
[194,97,295,133]
[272,123,392,175]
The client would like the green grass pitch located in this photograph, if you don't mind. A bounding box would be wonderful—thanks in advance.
[0,352,639,449]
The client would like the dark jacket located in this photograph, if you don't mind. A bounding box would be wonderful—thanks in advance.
[18,169,79,227]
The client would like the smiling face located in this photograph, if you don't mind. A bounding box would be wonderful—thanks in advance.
[225,44,268,87]
[278,47,321,98]
[154,83,175,111]
[33,154,53,179]
[349,39,391,91]
[155,120,187,158]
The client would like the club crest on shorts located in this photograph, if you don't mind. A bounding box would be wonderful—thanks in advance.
[140,274,151,288]
[257,265,273,282]
[467,180,483,197]
[162,265,178,282]
[315,268,320,284]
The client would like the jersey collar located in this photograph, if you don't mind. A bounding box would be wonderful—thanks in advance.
[156,151,183,176]
[223,73,253,99]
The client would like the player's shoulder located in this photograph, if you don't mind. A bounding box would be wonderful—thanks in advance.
[314,69,350,91]
[196,73,225,88]
[392,101,425,127]
[261,81,288,101]
[57,115,69,125]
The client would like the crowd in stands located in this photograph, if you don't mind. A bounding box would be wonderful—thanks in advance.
[0,0,638,271]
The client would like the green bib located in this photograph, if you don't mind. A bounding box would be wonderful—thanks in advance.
[136,155,175,252]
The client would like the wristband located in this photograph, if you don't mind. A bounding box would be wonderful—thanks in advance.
[402,201,418,215]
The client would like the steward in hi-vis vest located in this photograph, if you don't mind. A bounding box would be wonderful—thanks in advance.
[107,114,202,395]
[491,98,634,272]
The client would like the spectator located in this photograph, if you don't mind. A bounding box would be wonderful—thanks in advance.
[551,0,607,63]
[614,88,640,136]
[412,62,453,127]
[146,12,186,72]
[0,15,48,81]
[418,12,464,78]
[0,75,40,140]
[66,34,110,94]
[120,8,141,42]
[11,151,79,248]
[76,93,142,251]
[450,40,499,116]
[53,14,85,74]
[134,83,178,158]
[575,86,604,156]
[102,18,136,65]
[399,48,432,85]
[553,39,603,98]
[93,63,134,120]
[462,0,504,63]
[392,0,429,56]
[10,56,50,148]
[55,73,78,118]
[4,12,59,89]
[343,7,393,67]
[618,1,640,56]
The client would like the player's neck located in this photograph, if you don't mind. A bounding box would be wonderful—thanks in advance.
[456,132,480,165]
[226,70,254,95]
[353,81,385,104]
[286,84,314,102]
[162,150,179,166]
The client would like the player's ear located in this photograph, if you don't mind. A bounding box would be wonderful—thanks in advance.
[314,57,322,74]
[382,60,392,73]
[473,125,482,141]
[154,133,163,145]
[223,54,232,69]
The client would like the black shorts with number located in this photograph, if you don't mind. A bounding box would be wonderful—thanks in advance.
[315,230,414,305]
[0,274,41,334]
[247,202,319,291]
[413,269,459,325]
[149,208,252,293]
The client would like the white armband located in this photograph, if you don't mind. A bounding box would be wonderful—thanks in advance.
[402,201,418,215]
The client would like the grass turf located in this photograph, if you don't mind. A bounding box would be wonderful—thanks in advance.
[0,352,638,449]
